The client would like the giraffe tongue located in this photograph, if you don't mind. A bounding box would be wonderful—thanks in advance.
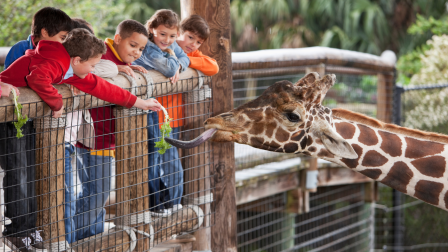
[165,128,217,149]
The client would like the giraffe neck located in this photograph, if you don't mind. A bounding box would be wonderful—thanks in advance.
[318,115,448,211]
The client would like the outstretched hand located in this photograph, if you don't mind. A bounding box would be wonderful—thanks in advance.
[0,82,20,97]
[133,98,162,111]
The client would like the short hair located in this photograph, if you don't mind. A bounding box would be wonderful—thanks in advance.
[62,28,106,62]
[180,15,210,41]
[116,19,148,39]
[145,9,180,34]
[31,7,73,38]
[72,19,94,34]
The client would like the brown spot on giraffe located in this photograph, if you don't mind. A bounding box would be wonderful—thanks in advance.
[411,156,446,178]
[335,122,356,140]
[275,127,290,142]
[444,191,448,209]
[276,99,284,106]
[268,140,281,149]
[307,136,313,146]
[250,137,265,147]
[249,122,265,135]
[291,131,305,142]
[305,121,312,128]
[311,110,317,116]
[317,149,334,158]
[300,137,308,150]
[240,134,249,143]
[284,143,299,153]
[358,124,378,146]
[379,131,402,157]
[414,180,444,206]
[308,146,317,152]
[381,161,413,194]
[265,122,277,139]
[341,144,363,168]
[315,138,323,145]
[246,109,263,122]
[405,137,444,159]
[362,150,388,167]
[359,169,382,180]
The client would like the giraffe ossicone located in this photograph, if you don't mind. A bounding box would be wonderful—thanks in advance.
[167,72,448,211]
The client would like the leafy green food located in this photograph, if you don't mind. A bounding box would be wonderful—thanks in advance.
[12,89,27,138]
[154,106,173,154]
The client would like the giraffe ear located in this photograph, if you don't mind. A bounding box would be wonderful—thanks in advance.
[319,127,358,159]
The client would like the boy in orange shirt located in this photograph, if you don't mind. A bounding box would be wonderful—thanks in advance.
[176,15,219,76]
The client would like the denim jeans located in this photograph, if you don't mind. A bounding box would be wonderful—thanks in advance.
[0,121,36,237]
[74,148,112,240]
[147,112,183,210]
[64,143,78,243]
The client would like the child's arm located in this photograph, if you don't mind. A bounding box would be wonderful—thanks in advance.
[173,42,190,73]
[4,41,30,69]
[0,82,20,97]
[133,49,181,78]
[188,50,219,76]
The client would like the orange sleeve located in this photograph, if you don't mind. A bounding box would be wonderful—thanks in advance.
[188,50,219,76]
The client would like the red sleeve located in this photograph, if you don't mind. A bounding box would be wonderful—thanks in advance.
[26,61,64,111]
[64,73,137,108]
[188,50,219,76]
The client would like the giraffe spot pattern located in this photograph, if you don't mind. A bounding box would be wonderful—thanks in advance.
[405,137,444,159]
[250,137,265,147]
[358,124,378,146]
[249,122,265,135]
[317,149,334,158]
[265,122,276,139]
[341,144,363,168]
[361,150,388,167]
[291,131,305,142]
[414,180,444,206]
[300,137,308,150]
[315,138,323,145]
[302,151,311,156]
[411,156,446,178]
[311,110,316,116]
[308,146,317,152]
[240,134,249,143]
[359,169,382,180]
[268,140,281,149]
[335,122,356,140]
[246,109,264,122]
[275,127,290,142]
[284,143,299,153]
[444,191,448,209]
[379,131,402,157]
[307,136,313,146]
[381,162,413,194]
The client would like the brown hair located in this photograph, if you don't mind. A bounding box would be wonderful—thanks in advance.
[72,18,93,34]
[116,19,148,39]
[32,7,72,38]
[180,15,210,41]
[62,28,106,62]
[145,9,179,40]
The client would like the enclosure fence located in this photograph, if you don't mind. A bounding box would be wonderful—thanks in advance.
[0,69,214,251]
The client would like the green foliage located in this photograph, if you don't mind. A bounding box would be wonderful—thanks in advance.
[12,89,27,138]
[0,0,130,46]
[154,117,173,155]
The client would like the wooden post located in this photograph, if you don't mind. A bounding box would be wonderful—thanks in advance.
[35,117,68,250]
[180,1,236,251]
[377,73,394,123]
[114,108,151,250]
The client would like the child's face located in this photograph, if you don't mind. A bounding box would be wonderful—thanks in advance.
[40,29,69,43]
[151,25,179,51]
[177,31,204,54]
[71,54,102,79]
[113,32,148,64]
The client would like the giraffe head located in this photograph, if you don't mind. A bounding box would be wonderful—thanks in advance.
[168,72,358,159]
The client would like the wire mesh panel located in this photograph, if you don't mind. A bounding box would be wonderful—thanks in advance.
[0,73,214,251]
[237,184,374,252]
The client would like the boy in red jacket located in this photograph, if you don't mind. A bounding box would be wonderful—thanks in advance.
[74,20,149,240]
[0,28,161,244]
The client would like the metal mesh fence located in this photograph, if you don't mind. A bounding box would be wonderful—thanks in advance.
[0,74,214,251]
[237,184,374,252]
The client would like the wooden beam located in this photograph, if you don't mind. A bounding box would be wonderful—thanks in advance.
[180,1,236,251]
[376,73,394,123]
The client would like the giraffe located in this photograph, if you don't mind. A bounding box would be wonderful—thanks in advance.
[167,72,448,211]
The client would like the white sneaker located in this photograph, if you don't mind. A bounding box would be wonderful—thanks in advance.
[150,209,172,217]
[170,204,183,213]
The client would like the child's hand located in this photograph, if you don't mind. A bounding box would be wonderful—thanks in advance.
[0,82,20,97]
[52,106,64,118]
[169,66,181,83]
[133,98,162,111]
[70,85,80,95]
[117,65,137,78]
[129,65,148,74]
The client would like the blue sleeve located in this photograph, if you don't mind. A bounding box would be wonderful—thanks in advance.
[173,42,190,73]
[133,47,181,78]
[4,41,30,69]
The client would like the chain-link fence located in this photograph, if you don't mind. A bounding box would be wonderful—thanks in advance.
[0,71,214,251]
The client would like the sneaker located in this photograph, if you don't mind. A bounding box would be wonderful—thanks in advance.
[169,204,183,213]
[150,209,172,217]
[4,236,43,251]
[30,230,45,249]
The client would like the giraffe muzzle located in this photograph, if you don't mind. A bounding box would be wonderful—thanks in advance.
[165,128,217,149]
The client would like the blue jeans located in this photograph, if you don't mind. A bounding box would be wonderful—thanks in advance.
[64,143,78,243]
[74,148,113,240]
[147,112,183,210]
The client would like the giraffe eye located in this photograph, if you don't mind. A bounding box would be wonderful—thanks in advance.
[285,113,301,122]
